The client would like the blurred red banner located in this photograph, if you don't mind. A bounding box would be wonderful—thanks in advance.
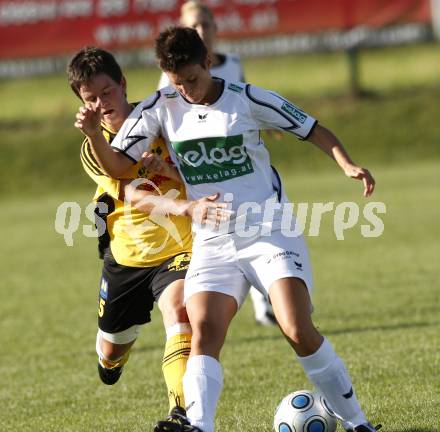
[0,0,431,60]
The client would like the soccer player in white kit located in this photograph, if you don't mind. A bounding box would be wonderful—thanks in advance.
[159,1,277,327]
[81,27,380,432]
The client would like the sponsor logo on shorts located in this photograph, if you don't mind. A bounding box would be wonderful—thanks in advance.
[168,253,191,272]
[186,272,200,280]
[266,250,299,264]
[100,278,108,300]
[171,135,254,185]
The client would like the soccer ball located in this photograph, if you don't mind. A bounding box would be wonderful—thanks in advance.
[273,390,337,432]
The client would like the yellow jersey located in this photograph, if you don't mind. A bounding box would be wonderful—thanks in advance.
[80,121,192,267]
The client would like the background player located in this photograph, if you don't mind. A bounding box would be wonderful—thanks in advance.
[77,28,379,432]
[67,46,229,430]
[159,0,276,327]
[158,1,244,88]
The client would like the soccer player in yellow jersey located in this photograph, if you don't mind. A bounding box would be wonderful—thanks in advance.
[67,46,228,430]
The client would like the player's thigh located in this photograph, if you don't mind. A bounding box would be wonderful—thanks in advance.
[186,291,238,358]
[183,236,247,357]
[269,277,313,330]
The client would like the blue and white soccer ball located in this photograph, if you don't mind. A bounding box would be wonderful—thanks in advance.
[273,390,337,432]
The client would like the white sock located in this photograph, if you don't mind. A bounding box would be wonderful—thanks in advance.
[183,355,223,432]
[297,338,367,429]
[250,288,273,319]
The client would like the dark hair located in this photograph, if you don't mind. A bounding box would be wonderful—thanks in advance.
[155,26,208,73]
[67,46,123,98]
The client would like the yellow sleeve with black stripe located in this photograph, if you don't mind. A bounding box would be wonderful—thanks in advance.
[80,137,121,201]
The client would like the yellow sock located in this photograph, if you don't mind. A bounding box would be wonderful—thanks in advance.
[162,332,191,411]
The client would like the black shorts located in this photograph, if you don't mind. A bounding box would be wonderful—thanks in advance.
[97,249,191,334]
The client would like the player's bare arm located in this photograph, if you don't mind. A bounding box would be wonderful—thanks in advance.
[121,180,231,228]
[74,101,132,178]
[308,124,375,197]
[138,151,233,225]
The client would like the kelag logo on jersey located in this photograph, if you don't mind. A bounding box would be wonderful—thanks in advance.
[171,135,254,185]
[281,102,307,124]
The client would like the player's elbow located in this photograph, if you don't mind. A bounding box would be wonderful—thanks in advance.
[98,165,122,178]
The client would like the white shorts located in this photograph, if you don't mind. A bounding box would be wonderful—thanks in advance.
[184,228,313,308]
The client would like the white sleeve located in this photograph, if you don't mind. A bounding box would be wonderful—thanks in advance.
[157,72,170,89]
[246,84,317,140]
[111,92,161,162]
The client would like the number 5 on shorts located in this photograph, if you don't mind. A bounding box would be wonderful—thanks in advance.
[98,298,106,317]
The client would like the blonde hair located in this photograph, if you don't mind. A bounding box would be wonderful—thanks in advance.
[180,1,214,23]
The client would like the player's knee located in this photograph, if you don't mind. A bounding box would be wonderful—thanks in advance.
[159,279,187,325]
[191,318,225,352]
[100,340,126,362]
[281,322,316,348]
[161,300,188,325]
[97,334,132,362]
[281,321,323,356]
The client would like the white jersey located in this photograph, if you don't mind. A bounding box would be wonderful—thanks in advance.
[111,79,317,239]
[158,53,245,89]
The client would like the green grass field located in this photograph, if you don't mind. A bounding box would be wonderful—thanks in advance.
[1,43,440,431]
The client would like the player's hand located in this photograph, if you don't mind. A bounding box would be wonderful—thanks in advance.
[141,151,182,182]
[344,164,375,197]
[186,193,234,229]
[141,151,169,175]
[74,101,101,138]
